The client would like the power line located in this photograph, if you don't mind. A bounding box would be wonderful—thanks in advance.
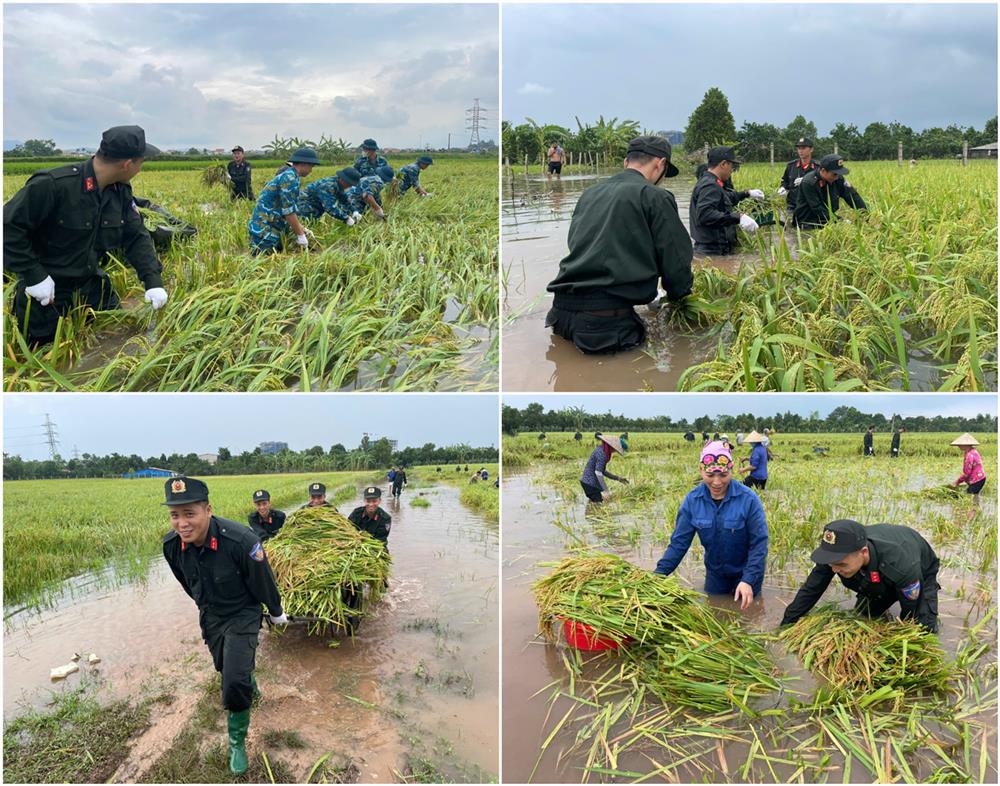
[43,413,60,460]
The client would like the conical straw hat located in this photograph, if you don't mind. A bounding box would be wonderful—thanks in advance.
[598,434,625,455]
[950,433,980,446]
[744,430,764,443]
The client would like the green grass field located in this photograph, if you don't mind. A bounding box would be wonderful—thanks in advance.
[3,156,497,391]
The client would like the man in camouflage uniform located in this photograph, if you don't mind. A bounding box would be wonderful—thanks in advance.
[398,156,433,196]
[3,125,168,345]
[247,147,319,255]
[347,165,394,220]
[354,139,389,178]
[297,167,362,224]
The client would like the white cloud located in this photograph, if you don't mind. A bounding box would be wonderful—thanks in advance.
[516,82,552,96]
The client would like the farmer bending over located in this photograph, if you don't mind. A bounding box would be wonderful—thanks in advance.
[654,441,768,611]
[397,156,434,196]
[951,433,987,515]
[4,125,168,345]
[247,488,285,542]
[162,477,286,775]
[297,168,362,225]
[580,434,629,502]
[739,430,768,490]
[793,154,866,228]
[546,135,693,354]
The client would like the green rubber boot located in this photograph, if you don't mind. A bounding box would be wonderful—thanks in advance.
[250,673,261,701]
[227,709,251,775]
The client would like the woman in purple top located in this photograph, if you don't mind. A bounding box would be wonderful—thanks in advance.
[580,434,629,502]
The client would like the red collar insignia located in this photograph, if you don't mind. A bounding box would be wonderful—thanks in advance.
[84,177,95,192]
[181,541,187,551]
[210,536,218,551]
[715,178,724,187]
[870,571,881,583]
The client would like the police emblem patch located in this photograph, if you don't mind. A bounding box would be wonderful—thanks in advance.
[172,479,186,493]
[901,580,921,600]
[311,484,319,491]
[250,542,265,562]
[822,530,836,544]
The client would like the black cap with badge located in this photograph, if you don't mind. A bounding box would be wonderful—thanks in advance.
[627,135,679,177]
[810,519,868,564]
[819,154,850,175]
[99,125,161,159]
[707,145,741,167]
[309,482,326,496]
[163,476,209,505]
[795,137,814,148]
[364,486,382,499]
[252,489,270,502]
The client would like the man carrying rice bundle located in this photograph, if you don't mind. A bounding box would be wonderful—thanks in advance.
[653,440,768,612]
[161,477,287,775]
[781,519,940,633]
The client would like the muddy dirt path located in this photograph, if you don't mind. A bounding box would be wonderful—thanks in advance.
[501,469,997,783]
[5,483,498,782]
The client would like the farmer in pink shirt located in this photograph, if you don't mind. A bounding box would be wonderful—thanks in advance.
[950,433,987,516]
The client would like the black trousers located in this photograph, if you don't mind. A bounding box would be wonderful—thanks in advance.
[13,270,120,345]
[580,481,604,502]
[201,610,261,711]
[854,569,940,634]
[546,306,645,354]
[230,181,253,200]
[392,481,403,496]
[745,476,767,490]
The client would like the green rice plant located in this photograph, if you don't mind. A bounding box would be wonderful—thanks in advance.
[201,162,229,188]
[919,483,965,501]
[780,605,952,700]
[533,551,779,712]
[266,506,391,636]
[409,496,431,508]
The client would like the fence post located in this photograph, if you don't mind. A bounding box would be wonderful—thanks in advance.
[769,142,774,166]
[897,141,903,166]
[833,142,838,155]
[963,141,969,167]
[523,154,528,174]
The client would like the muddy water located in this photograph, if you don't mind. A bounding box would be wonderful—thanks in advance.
[502,470,997,783]
[5,484,498,782]
[502,173,764,392]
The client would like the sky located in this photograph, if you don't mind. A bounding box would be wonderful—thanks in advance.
[3,3,498,150]
[3,395,499,460]
[502,394,998,421]
[503,3,998,133]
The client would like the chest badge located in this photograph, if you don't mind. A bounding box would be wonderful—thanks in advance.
[210,536,218,551]
[85,177,95,192]
[870,571,881,583]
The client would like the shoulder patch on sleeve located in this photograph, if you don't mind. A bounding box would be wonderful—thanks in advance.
[901,580,921,600]
[250,542,265,562]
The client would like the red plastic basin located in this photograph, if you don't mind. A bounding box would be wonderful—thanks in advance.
[562,618,630,651]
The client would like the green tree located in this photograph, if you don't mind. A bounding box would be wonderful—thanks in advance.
[371,438,393,468]
[736,121,782,162]
[861,122,894,159]
[8,138,59,157]
[782,115,818,157]
[684,88,736,153]
[828,122,862,158]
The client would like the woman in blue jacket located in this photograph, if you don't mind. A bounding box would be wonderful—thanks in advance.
[654,441,769,611]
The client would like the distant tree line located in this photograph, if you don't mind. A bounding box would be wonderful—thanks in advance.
[505,86,997,166]
[3,438,498,481]
[502,404,996,436]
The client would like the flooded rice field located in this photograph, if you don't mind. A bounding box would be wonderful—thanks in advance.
[5,483,498,783]
[501,437,997,783]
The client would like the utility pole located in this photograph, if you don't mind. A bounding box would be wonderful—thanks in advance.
[447,132,451,151]
[466,98,486,151]
[43,413,60,460]
[72,445,81,460]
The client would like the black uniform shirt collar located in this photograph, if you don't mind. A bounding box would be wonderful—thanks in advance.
[859,539,880,583]
[181,516,221,552]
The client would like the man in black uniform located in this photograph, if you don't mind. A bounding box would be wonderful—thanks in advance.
[545,135,693,354]
[247,489,285,542]
[863,425,875,457]
[301,482,331,508]
[689,146,764,256]
[793,153,867,228]
[684,430,695,442]
[348,486,392,547]
[161,477,287,774]
[4,125,168,345]
[780,519,940,633]
[778,137,819,213]
[227,146,253,201]
[891,427,903,458]
[391,467,407,498]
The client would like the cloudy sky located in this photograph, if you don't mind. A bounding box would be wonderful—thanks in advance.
[3,3,498,150]
[503,394,998,421]
[3,395,498,460]
[504,3,997,133]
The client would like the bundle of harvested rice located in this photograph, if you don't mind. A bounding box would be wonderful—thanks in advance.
[533,551,779,712]
[202,162,229,188]
[780,605,951,698]
[266,507,391,635]
[918,484,964,501]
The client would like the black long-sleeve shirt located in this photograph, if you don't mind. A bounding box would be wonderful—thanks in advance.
[347,506,392,544]
[247,508,286,542]
[690,171,741,251]
[793,169,867,228]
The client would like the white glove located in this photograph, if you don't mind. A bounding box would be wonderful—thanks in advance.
[268,613,289,625]
[144,287,168,310]
[351,211,363,221]
[777,186,788,196]
[296,233,309,247]
[793,177,803,187]
[749,189,765,200]
[303,227,316,239]
[421,192,433,198]
[345,216,356,227]
[600,490,611,501]
[25,276,56,306]
[739,214,759,233]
